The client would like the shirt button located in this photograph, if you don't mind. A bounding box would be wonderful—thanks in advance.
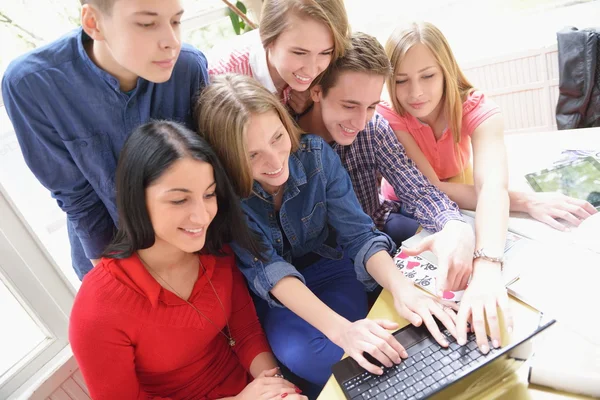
[268,213,274,219]
[79,141,88,147]
[253,257,258,262]
[302,144,307,149]
[276,239,281,243]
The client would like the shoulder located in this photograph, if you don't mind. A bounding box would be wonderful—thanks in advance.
[175,44,208,76]
[376,101,411,132]
[462,90,499,116]
[2,28,80,88]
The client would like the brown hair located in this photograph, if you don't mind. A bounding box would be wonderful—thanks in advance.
[260,0,351,62]
[195,74,302,198]
[385,21,474,144]
[80,0,116,13]
[318,32,391,97]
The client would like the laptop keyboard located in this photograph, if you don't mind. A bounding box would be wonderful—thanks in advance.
[342,329,501,400]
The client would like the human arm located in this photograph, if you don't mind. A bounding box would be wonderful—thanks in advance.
[69,293,170,399]
[374,118,474,292]
[393,127,597,230]
[453,114,513,353]
[2,75,114,263]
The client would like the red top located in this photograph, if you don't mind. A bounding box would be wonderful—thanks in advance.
[69,246,271,400]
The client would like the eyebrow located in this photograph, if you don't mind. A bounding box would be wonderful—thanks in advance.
[133,9,184,17]
[290,46,334,53]
[341,99,381,106]
[396,66,436,76]
[165,182,216,194]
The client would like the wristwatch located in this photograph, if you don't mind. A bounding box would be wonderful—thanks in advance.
[473,248,504,270]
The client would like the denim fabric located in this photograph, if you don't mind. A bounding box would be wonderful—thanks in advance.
[231,134,396,307]
[2,28,209,278]
[252,255,368,392]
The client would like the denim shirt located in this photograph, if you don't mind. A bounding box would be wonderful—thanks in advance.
[2,28,209,278]
[231,134,396,308]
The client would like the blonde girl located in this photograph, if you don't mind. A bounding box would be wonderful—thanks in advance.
[209,0,350,114]
[377,21,596,354]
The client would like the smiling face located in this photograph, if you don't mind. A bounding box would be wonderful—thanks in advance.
[313,70,385,146]
[394,43,445,122]
[245,111,292,193]
[266,13,335,91]
[86,0,184,89]
[145,157,218,254]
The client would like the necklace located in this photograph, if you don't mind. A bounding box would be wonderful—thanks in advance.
[252,185,283,205]
[138,254,236,347]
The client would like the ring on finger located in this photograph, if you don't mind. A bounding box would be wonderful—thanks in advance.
[274,373,285,379]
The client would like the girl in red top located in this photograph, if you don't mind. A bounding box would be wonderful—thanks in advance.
[69,121,306,400]
[377,22,597,354]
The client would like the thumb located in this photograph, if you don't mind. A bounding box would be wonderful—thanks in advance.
[374,319,400,330]
[401,236,433,256]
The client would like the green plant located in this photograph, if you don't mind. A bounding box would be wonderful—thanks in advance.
[228,1,254,35]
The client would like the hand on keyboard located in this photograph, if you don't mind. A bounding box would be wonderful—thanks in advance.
[334,318,409,375]
[390,277,459,347]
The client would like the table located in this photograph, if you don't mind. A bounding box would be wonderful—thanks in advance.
[318,128,600,399]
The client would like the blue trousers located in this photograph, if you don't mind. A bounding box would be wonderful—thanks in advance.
[253,256,368,395]
[383,210,420,245]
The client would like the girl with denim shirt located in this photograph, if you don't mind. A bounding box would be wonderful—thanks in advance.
[196,74,459,395]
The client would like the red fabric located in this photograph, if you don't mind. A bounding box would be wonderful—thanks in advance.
[69,246,271,400]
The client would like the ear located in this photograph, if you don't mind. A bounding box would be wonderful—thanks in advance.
[81,4,105,41]
[310,85,323,103]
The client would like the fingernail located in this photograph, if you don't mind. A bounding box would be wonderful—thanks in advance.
[458,337,466,345]
[401,351,408,358]
[481,344,489,354]
[378,368,384,375]
[493,339,500,348]
[442,340,449,347]
[281,394,288,398]
[295,388,302,393]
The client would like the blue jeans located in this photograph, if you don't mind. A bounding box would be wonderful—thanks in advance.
[383,208,420,245]
[253,256,368,396]
[67,220,94,280]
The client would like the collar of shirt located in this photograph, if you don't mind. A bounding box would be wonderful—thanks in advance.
[76,27,140,93]
[248,33,278,94]
[107,254,215,308]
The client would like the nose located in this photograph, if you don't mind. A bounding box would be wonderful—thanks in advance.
[159,24,180,50]
[264,150,281,170]
[189,200,211,225]
[350,108,369,131]
[305,56,319,77]
[409,81,423,99]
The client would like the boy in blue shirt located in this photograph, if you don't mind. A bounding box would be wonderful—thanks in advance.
[2,0,209,279]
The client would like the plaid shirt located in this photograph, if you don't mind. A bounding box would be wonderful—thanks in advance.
[331,112,463,232]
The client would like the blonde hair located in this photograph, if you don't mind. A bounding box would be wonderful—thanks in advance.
[195,74,302,198]
[260,0,351,62]
[319,32,391,97]
[385,22,474,144]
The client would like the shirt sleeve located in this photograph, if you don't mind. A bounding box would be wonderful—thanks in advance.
[69,285,170,400]
[320,143,396,290]
[373,115,464,232]
[208,49,251,76]
[462,91,501,136]
[2,74,114,259]
[230,212,306,308]
[227,253,272,371]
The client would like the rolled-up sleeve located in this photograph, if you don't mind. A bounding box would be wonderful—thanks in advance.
[231,214,306,308]
[374,116,464,232]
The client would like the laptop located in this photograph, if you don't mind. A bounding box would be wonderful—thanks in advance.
[332,317,556,399]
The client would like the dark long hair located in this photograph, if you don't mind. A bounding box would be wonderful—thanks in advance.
[103,120,263,258]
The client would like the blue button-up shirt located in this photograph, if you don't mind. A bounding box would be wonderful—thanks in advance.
[2,28,209,278]
[231,134,396,308]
